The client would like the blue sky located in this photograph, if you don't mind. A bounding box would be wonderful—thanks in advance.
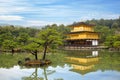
[0,0,120,27]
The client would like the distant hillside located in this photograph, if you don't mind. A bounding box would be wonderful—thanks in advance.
[85,17,120,29]
[0,23,11,26]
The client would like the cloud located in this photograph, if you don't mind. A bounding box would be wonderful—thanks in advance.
[0,0,15,3]
[25,20,71,27]
[80,13,120,21]
[32,0,61,4]
[0,1,30,15]
[0,15,24,21]
[25,20,56,26]
[0,0,119,26]
[0,7,27,15]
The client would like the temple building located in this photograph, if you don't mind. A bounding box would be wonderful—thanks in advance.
[66,22,99,47]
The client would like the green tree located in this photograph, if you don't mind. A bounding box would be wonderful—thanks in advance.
[105,34,120,49]
[113,34,120,49]
[114,34,120,41]
[95,26,113,43]
[112,22,119,29]
[0,25,39,52]
[104,36,114,48]
[37,28,62,60]
[113,41,120,49]
[23,39,40,60]
[17,33,30,45]
[2,40,18,55]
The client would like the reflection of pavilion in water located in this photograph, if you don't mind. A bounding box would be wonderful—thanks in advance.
[66,51,99,75]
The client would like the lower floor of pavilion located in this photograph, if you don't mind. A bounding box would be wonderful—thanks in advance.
[65,39,98,47]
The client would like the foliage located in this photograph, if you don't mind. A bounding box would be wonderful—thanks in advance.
[17,33,30,45]
[37,27,63,60]
[24,42,40,51]
[105,34,120,48]
[0,26,39,51]
[23,38,41,60]
[104,36,114,47]
[113,41,120,48]
[2,40,17,50]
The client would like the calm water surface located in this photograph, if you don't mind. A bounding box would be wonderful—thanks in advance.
[0,50,120,80]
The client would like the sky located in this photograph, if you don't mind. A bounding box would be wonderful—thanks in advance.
[0,0,120,27]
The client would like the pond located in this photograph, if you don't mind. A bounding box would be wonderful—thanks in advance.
[0,50,120,80]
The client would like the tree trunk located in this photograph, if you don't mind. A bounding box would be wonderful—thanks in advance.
[12,48,14,55]
[43,67,48,80]
[35,50,38,60]
[42,45,47,60]
[35,68,38,79]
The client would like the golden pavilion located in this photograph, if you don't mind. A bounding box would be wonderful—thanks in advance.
[66,22,99,47]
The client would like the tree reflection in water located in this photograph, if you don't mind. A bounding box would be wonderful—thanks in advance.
[22,67,49,80]
[22,66,63,80]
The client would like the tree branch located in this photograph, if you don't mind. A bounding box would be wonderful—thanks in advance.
[31,51,35,55]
